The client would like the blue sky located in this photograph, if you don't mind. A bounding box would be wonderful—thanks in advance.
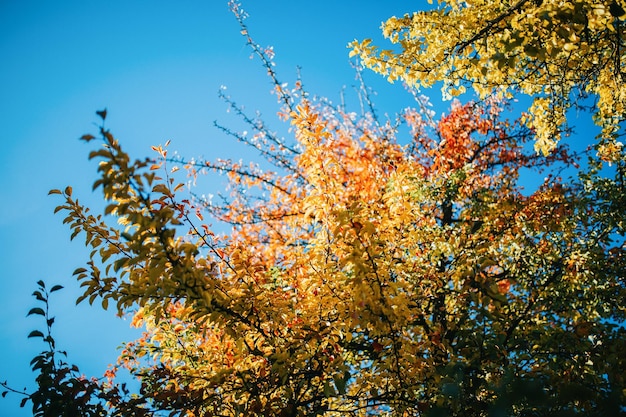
[0,1,423,414]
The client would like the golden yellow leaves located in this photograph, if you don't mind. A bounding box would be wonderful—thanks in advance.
[351,0,626,154]
[525,97,566,155]
[151,140,171,159]
[597,138,624,165]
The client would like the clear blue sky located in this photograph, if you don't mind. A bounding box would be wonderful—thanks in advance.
[0,1,423,414]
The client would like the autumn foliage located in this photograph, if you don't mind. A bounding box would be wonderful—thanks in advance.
[351,0,626,155]
[4,1,626,416]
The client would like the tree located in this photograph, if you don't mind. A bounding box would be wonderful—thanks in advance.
[0,281,147,417]
[350,0,626,156]
[5,1,626,416]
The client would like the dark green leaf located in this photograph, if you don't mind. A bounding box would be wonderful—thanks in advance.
[50,285,64,293]
[27,330,44,339]
[96,108,107,120]
[323,381,335,397]
[610,1,626,17]
[27,308,45,317]
[29,355,44,366]
[32,291,45,302]
[333,373,347,394]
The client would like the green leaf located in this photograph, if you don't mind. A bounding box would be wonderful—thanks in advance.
[27,308,45,317]
[27,330,44,339]
[32,291,45,302]
[50,285,64,293]
[333,373,348,394]
[152,183,170,195]
[30,355,44,366]
[323,381,336,397]
[610,1,626,17]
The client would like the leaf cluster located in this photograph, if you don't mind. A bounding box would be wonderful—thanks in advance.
[351,0,626,155]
